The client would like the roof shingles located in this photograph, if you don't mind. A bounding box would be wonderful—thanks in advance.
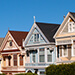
[36,22,60,42]
[9,31,28,46]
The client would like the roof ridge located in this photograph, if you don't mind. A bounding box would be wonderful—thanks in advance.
[36,22,60,25]
[9,30,28,33]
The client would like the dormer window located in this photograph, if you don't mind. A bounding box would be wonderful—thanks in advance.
[68,22,75,32]
[34,34,39,42]
[9,40,12,46]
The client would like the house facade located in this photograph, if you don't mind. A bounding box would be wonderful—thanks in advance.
[0,38,4,73]
[0,31,28,75]
[54,12,75,64]
[23,22,59,75]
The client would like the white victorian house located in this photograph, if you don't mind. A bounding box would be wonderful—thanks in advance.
[23,22,60,75]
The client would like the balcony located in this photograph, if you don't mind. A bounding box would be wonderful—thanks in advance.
[1,66,25,72]
[25,62,54,69]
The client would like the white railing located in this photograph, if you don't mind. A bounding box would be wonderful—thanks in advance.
[2,66,25,71]
[25,62,54,68]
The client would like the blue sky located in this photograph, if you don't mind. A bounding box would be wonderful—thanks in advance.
[0,0,75,37]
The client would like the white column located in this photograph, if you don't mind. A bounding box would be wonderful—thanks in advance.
[11,54,13,66]
[38,48,39,63]
[71,39,73,57]
[56,46,57,59]
[1,57,4,67]
[23,55,25,66]
[45,47,47,62]
[37,71,40,75]
[6,58,8,66]
[72,44,73,56]
[17,54,20,66]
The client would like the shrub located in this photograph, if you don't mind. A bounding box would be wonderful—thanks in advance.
[15,72,37,75]
[0,73,6,75]
[46,62,75,75]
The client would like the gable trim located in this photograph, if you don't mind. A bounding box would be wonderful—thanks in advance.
[54,12,75,38]
[24,22,50,46]
[1,31,21,51]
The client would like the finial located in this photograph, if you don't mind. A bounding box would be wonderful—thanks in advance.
[8,27,9,31]
[33,16,36,23]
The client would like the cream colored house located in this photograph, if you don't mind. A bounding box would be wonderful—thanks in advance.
[0,38,4,73]
[0,30,28,75]
[54,12,75,64]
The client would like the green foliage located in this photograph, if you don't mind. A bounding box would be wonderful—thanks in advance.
[0,73,6,75]
[46,62,75,75]
[15,72,37,75]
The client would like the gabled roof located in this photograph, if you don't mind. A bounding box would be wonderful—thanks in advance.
[70,12,75,18]
[9,31,28,46]
[0,38,4,47]
[54,12,75,38]
[36,22,60,42]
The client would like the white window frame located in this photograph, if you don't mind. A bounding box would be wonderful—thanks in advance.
[34,33,39,42]
[32,54,36,63]
[39,48,45,62]
[68,22,75,32]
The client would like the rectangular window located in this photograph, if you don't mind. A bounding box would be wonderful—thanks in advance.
[34,34,39,42]
[39,48,45,62]
[63,45,68,56]
[9,40,12,46]
[47,49,52,62]
[32,54,35,62]
[20,56,23,66]
[13,54,17,66]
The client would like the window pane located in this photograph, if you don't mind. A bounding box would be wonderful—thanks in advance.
[13,54,17,66]
[34,34,36,42]
[20,56,23,66]
[37,34,39,41]
[33,55,35,62]
[47,55,52,62]
[9,41,12,46]
[39,55,45,62]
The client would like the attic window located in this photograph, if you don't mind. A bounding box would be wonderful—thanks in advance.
[68,22,75,32]
[34,34,39,42]
[9,40,12,46]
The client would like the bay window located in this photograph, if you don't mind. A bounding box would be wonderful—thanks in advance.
[63,45,68,57]
[39,48,45,62]
[47,49,52,62]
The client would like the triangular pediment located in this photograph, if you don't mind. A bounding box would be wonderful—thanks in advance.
[1,31,20,51]
[54,12,75,38]
[24,22,49,46]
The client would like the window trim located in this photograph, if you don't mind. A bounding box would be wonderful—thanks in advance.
[32,54,36,63]
[62,45,68,57]
[9,40,12,46]
[39,48,45,62]
[34,33,39,42]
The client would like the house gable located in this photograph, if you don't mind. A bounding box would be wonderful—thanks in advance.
[54,12,75,38]
[3,34,18,50]
[27,28,46,45]
[1,31,20,51]
[24,22,49,46]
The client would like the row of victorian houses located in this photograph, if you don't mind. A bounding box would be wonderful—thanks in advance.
[0,12,75,75]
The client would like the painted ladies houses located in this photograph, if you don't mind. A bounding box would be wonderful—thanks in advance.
[54,12,75,64]
[0,30,28,75]
[23,22,60,75]
[0,38,4,73]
